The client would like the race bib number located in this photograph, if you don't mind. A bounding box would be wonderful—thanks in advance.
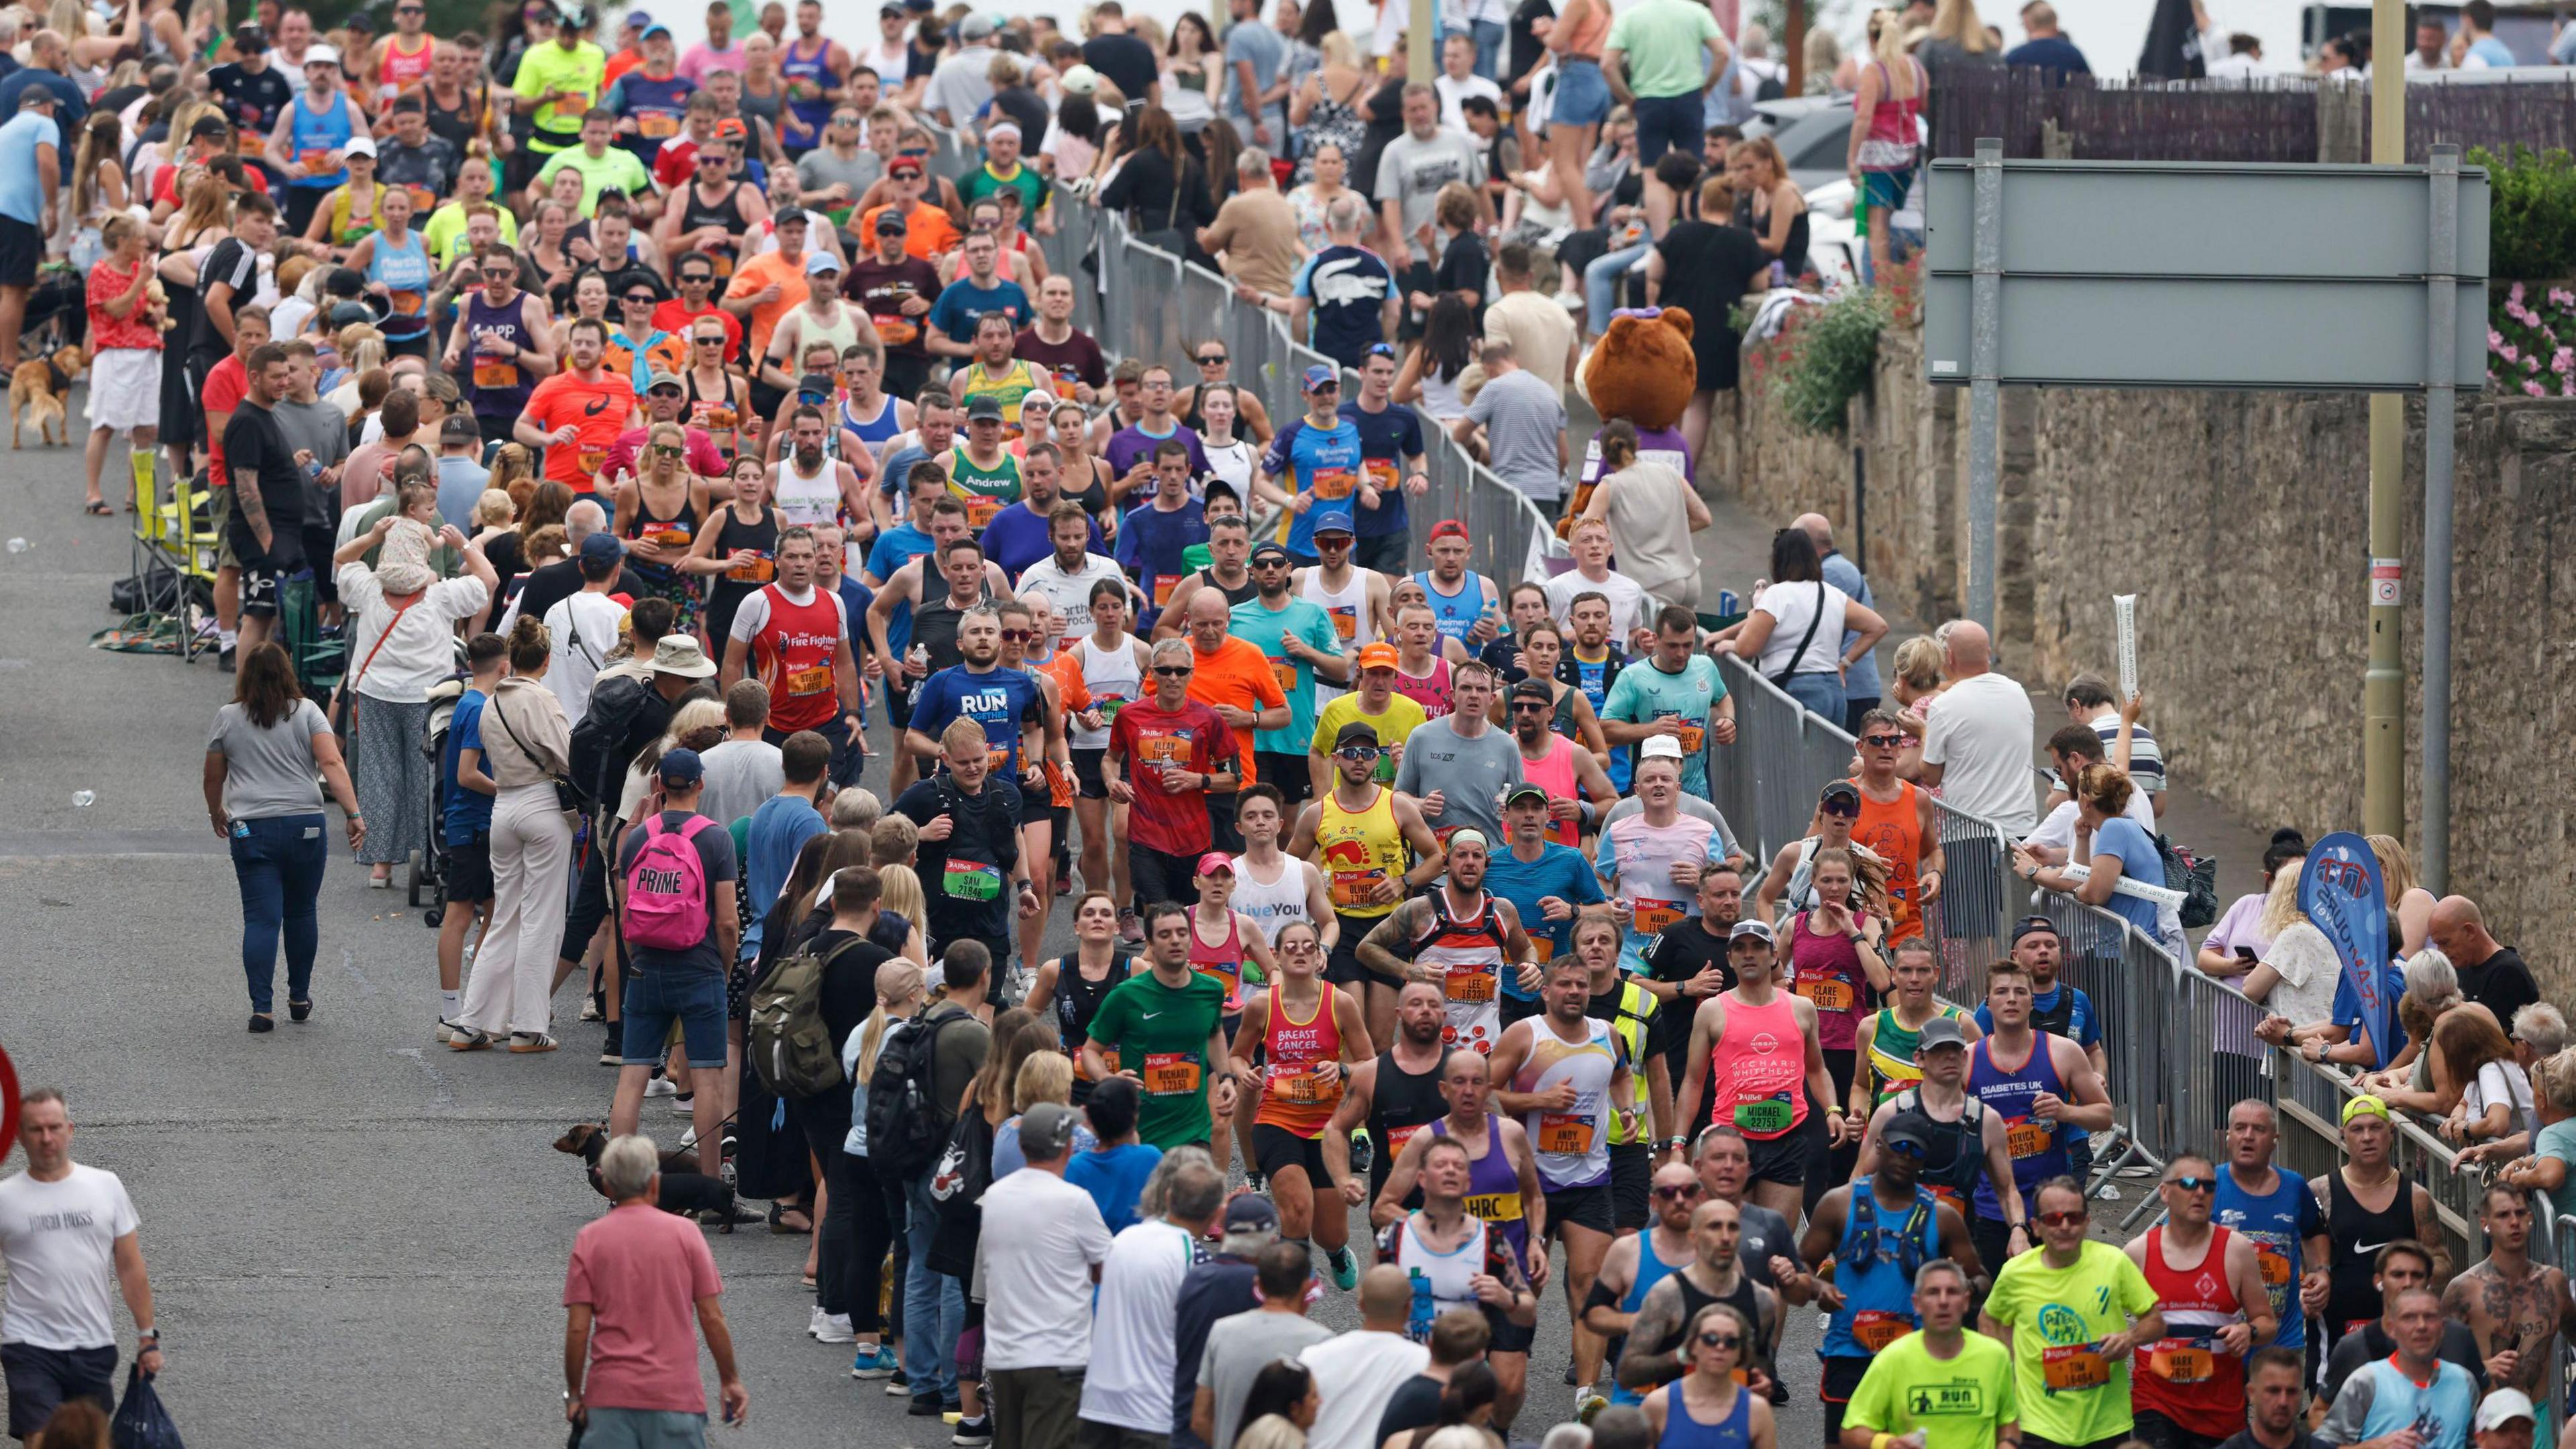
[1528,936,1554,965]
[639,111,680,138]
[1266,1062,1330,1102]
[2147,1343,2214,1383]
[1536,1112,1595,1155]
[1363,458,1399,491]
[298,147,335,172]
[1311,467,1356,501]
[1462,1189,1523,1223]
[389,290,425,317]
[1851,1309,1913,1352]
[1659,711,1705,754]
[237,132,267,157]
[472,360,519,389]
[1443,965,1496,1003]
[646,526,692,548]
[726,551,775,582]
[1152,575,1179,608]
[875,315,918,346]
[1733,1093,1794,1136]
[578,445,607,478]
[405,185,437,212]
[966,496,1002,528]
[783,663,833,698]
[1796,976,1855,1013]
[2256,1249,2291,1286]
[1330,867,1387,908]
[1142,1051,1201,1096]
[1632,897,1686,937]
[1138,735,1189,767]
[1384,1122,1426,1155]
[941,856,1001,901]
[2004,1117,2053,1159]
[1271,659,1299,696]
[1329,605,1358,641]
[2039,1344,2111,1393]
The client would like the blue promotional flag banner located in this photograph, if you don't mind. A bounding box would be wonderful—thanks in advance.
[2300,833,2395,1069]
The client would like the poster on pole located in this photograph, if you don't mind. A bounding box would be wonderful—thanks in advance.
[2299,834,2397,1070]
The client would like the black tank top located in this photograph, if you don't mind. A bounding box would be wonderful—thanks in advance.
[2326,1171,2417,1342]
[1193,570,1260,609]
[911,587,996,674]
[1048,950,1132,1053]
[1654,1269,1774,1389]
[1368,1047,1452,1196]
[424,83,484,153]
[683,182,747,277]
[622,480,700,585]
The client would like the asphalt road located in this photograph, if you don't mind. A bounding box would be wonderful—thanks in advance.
[0,414,2204,1449]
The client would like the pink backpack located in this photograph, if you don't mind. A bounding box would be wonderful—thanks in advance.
[624,814,714,951]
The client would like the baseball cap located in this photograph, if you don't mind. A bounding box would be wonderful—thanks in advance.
[1312,517,1354,538]
[623,6,654,25]
[189,113,233,139]
[1639,735,1684,761]
[303,43,341,66]
[1249,541,1290,565]
[964,393,1006,422]
[773,205,809,229]
[959,12,996,38]
[640,21,671,38]
[1333,720,1381,750]
[879,2,905,14]
[1195,852,1235,878]
[1729,920,1775,947]
[1355,642,1399,671]
[325,301,374,327]
[889,156,924,177]
[805,252,841,276]
[2477,1391,2537,1433]
[657,746,705,786]
[2010,914,2062,945]
[1880,1114,1937,1156]
[645,369,682,392]
[1509,677,1553,704]
[1430,519,1469,543]
[1300,363,1337,393]
[796,371,837,399]
[232,21,266,47]
[1819,779,1861,810]
[1224,1194,1281,1233]
[2341,1093,2392,1126]
[579,531,626,564]
[875,207,910,233]
[1503,781,1550,807]
[1018,1100,1083,1159]
[1916,1017,1970,1053]
[1059,63,1100,95]
[714,117,749,141]
[345,136,376,158]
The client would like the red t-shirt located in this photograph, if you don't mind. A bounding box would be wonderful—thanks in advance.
[151,161,268,210]
[202,354,250,489]
[1106,695,1234,857]
[522,368,639,490]
[86,258,162,352]
[561,1201,723,1415]
[651,299,741,358]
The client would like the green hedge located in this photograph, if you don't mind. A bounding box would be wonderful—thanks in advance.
[2469,145,2576,282]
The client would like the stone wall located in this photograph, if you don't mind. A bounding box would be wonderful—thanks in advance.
[1713,316,2576,993]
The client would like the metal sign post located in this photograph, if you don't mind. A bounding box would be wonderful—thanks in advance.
[2424,146,2461,892]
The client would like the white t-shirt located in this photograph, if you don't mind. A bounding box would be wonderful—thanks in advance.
[2467,1059,2537,1140]
[1544,567,1650,641]
[1013,551,1131,625]
[0,1165,141,1350]
[2258,920,2343,1032]
[976,1168,1113,1371]
[697,737,786,827]
[1079,1219,1200,1432]
[1300,1329,1430,1449]
[1751,580,1850,679]
[1919,669,2037,833]
[541,590,631,728]
[1434,71,1504,129]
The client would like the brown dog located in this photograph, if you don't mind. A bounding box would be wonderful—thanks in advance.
[9,344,85,449]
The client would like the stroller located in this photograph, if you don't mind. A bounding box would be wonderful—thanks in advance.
[409,674,472,916]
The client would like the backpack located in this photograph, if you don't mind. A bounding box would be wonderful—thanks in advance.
[748,934,868,1097]
[2157,834,2220,930]
[865,1010,969,1179]
[624,813,714,951]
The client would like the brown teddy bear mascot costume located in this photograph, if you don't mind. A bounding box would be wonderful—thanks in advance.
[1562,306,1698,536]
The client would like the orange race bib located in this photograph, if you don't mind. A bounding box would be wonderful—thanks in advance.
[1137,735,1189,767]
[1152,575,1179,608]
[1536,1112,1595,1155]
[1796,976,1855,1013]
[1851,1309,1913,1352]
[388,290,425,317]
[645,526,692,548]
[2256,1249,2291,1285]
[1329,604,1358,641]
[1271,659,1299,696]
[236,132,266,158]
[1142,1052,1201,1096]
[1444,965,1496,1003]
[783,663,833,698]
[725,551,775,583]
[2005,1117,2053,1159]
[2040,1344,2111,1393]
[1362,458,1398,491]
[578,445,607,477]
[1330,867,1387,908]
[1528,936,1554,965]
[1265,1061,1334,1104]
[1659,712,1705,753]
[1310,467,1356,501]
[966,496,1002,527]
[1632,898,1686,936]
[407,185,437,212]
[639,111,680,138]
[298,147,334,172]
[875,315,918,346]
[472,360,519,389]
[2147,1342,2214,1384]
[1384,1122,1426,1155]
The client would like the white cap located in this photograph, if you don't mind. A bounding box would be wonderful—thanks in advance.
[301,42,341,66]
[1639,735,1684,761]
[1058,63,1099,95]
[2475,1391,2536,1432]
[344,136,376,158]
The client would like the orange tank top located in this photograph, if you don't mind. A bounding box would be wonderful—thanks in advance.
[379,34,435,97]
[1560,0,1611,61]
[1254,978,1345,1136]
[1848,778,1924,943]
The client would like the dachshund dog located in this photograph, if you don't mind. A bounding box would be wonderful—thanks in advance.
[551,1122,755,1230]
[9,344,85,449]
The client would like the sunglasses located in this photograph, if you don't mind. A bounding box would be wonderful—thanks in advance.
[694,337,727,347]
[650,443,684,457]
[1252,557,1290,570]
[2166,1175,2216,1193]
[1001,629,1034,642]
[1884,1136,1928,1159]
[681,272,715,284]
[1821,802,1860,818]
[1334,745,1381,761]
[1511,700,1548,712]
[1652,1184,1703,1201]
[2037,1209,2088,1227]
[1153,665,1193,677]
[1861,733,1906,747]
[1366,342,1398,358]
[1317,536,1352,549]
[1696,1332,1741,1350]
[480,267,515,279]
[649,385,684,398]
[1308,381,1339,393]
[625,293,659,305]
[1196,354,1228,366]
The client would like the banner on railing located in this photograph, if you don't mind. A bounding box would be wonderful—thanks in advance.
[2301,833,2400,1070]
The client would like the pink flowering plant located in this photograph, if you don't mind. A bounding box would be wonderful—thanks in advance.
[2489,282,2576,398]
[2468,146,2576,396]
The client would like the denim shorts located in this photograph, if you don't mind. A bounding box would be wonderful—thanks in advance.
[1552,58,1612,128]
[621,967,730,1069]
[578,1406,710,1449]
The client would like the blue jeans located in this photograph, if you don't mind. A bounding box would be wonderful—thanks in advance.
[1780,670,1845,722]
[902,1170,964,1402]
[1631,92,1703,166]
[1472,19,1506,79]
[229,812,329,1014]
[1585,240,1649,333]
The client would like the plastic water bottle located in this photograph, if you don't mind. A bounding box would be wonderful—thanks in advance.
[72,790,95,808]
[5,538,25,554]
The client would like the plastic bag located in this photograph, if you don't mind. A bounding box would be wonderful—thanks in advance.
[111,1364,184,1449]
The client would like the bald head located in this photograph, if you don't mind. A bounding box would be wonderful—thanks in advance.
[1943,619,1994,674]
[30,28,64,64]
[1794,513,1833,553]
[1358,1263,1413,1328]
[2428,895,2496,963]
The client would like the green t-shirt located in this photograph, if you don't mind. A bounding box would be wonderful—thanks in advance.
[513,40,608,147]
[424,200,520,267]
[1230,595,1342,757]
[1981,1240,2160,1448]
[1604,0,1725,99]
[962,160,1048,217]
[1843,1330,2019,1449]
[535,144,653,216]
[1085,969,1229,1148]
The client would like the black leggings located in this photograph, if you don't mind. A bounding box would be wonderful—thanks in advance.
[1803,1046,1860,1220]
[853,1150,908,1338]
[795,1090,861,1319]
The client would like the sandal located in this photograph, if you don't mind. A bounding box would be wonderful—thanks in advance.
[81,498,111,515]
[768,1203,814,1235]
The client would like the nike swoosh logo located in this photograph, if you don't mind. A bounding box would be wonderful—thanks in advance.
[1141,1012,1162,1020]
[2353,1240,2396,1254]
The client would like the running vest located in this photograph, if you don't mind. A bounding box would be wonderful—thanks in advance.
[684,369,745,453]
[947,444,1022,529]
[747,583,845,731]
[955,359,1049,441]
[366,227,432,341]
[376,32,433,100]
[773,453,839,527]
[2213,1168,2314,1352]
[1317,786,1407,920]
[1414,569,1485,644]
[1393,1212,1495,1343]
[1608,1231,1696,1405]
[621,480,700,588]
[1967,1034,2071,1222]
[1412,888,1510,1055]
[1708,990,1807,1140]
[2326,1172,2418,1342]
[1299,567,1376,704]
[1884,1087,1988,1217]
[1512,1014,1617,1190]
[1785,912,1868,1051]
[1655,1381,1753,1449]
[1073,633,1140,750]
[2133,1225,2250,1439]
[1392,656,1452,720]
[680,182,746,279]
[1188,908,1246,1013]
[843,391,902,459]
[1429,1114,1528,1263]
[1368,1047,1450,1195]
[463,290,535,417]
[780,34,835,135]
[1589,979,1659,1146]
[1820,1176,1939,1362]
[1048,949,1134,1079]
[288,90,353,188]
[1255,979,1345,1136]
[1647,1269,1772,1392]
[1228,853,1312,948]
[1519,734,1580,847]
[1849,778,1926,942]
[1863,1006,1965,1107]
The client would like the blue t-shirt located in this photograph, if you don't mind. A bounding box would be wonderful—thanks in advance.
[2090,815,2165,941]
[1338,398,1424,541]
[1482,840,1607,998]
[833,574,876,657]
[1259,416,1364,556]
[743,793,827,959]
[0,111,58,223]
[0,71,77,183]
[1819,549,1882,700]
[981,500,1099,582]
[1291,244,1394,364]
[1114,497,1209,632]
[926,276,1031,343]
[1064,1141,1165,1236]
[440,689,494,845]
[878,444,934,501]
[2330,960,2410,1071]
[908,662,1047,778]
[1104,421,1214,485]
[863,521,936,653]
[1599,655,1729,801]
[2212,1166,2326,1350]
[1229,595,1340,755]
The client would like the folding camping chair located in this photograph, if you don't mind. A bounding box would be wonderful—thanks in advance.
[128,468,220,663]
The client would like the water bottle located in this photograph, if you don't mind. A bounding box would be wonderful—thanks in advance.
[302,458,325,484]
[1715,588,1739,619]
